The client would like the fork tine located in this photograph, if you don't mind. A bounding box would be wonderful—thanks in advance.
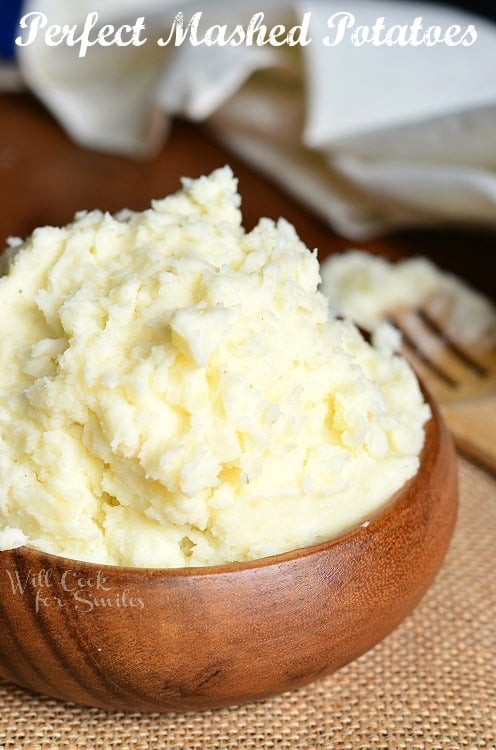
[391,309,486,388]
[423,294,496,369]
[397,343,457,403]
[417,309,487,377]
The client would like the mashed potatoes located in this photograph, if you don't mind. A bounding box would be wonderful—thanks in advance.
[321,250,496,349]
[0,168,430,567]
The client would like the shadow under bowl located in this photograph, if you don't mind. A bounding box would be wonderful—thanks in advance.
[0,390,457,712]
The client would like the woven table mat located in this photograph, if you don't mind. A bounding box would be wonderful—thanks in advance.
[0,457,494,750]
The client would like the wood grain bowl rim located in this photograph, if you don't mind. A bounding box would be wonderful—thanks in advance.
[7,384,449,579]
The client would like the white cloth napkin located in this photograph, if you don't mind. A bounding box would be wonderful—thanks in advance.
[8,0,496,238]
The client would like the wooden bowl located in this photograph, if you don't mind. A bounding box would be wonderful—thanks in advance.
[0,391,457,712]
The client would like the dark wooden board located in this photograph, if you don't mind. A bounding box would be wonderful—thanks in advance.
[0,93,494,296]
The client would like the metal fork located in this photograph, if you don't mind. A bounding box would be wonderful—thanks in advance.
[387,300,496,474]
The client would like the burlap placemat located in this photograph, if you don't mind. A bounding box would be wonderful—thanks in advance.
[0,457,494,750]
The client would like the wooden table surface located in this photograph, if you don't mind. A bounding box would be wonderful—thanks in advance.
[0,93,494,297]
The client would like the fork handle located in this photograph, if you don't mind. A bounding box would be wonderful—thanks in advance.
[442,399,496,475]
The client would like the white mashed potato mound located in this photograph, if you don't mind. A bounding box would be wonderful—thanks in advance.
[0,168,430,567]
[320,250,496,349]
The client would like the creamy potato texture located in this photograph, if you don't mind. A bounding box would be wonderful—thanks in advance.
[0,168,430,567]
[321,250,496,349]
